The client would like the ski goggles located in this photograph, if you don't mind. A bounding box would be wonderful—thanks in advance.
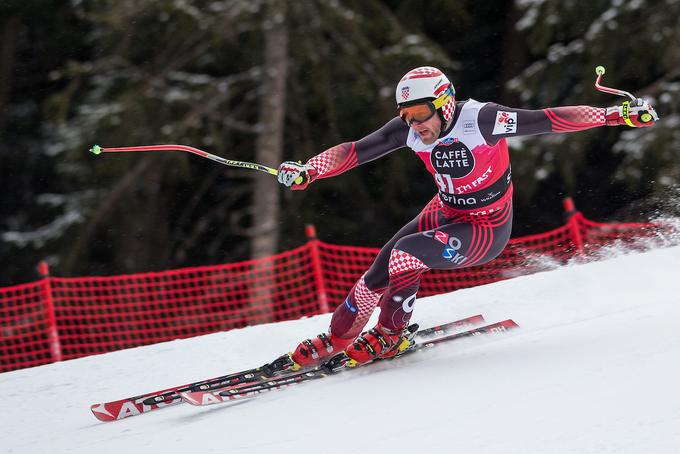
[398,89,454,125]
[399,102,436,125]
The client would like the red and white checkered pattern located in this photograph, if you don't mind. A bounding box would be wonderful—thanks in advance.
[401,86,410,101]
[570,106,606,125]
[345,274,384,336]
[400,66,444,81]
[441,97,456,122]
[353,275,382,313]
[545,106,607,133]
[388,249,428,276]
[308,143,357,178]
[308,145,343,175]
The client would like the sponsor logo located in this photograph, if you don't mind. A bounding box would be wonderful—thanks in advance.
[92,394,181,421]
[442,247,467,264]
[492,111,517,135]
[401,86,410,101]
[439,137,456,146]
[440,192,477,206]
[402,294,417,313]
[441,235,468,265]
[430,142,475,178]
[468,208,498,216]
[423,231,461,247]
[435,166,494,195]
[480,191,501,203]
[344,297,357,314]
[463,120,476,135]
[422,231,469,265]
[392,294,417,313]
[434,230,449,245]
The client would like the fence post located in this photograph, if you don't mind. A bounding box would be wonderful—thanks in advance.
[37,261,62,363]
[305,225,330,313]
[563,197,584,253]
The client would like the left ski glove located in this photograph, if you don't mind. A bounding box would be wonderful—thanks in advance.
[277,161,318,190]
[605,98,659,127]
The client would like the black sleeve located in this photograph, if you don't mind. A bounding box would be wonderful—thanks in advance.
[355,117,410,164]
[478,103,553,145]
[478,102,606,145]
[307,117,409,180]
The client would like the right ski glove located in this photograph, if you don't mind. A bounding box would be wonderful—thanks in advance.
[605,98,659,127]
[277,161,318,190]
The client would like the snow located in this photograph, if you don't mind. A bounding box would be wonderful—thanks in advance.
[2,245,680,453]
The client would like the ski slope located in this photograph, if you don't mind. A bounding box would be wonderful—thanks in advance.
[2,245,680,454]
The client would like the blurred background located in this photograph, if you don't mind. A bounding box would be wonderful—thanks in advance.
[1,0,678,286]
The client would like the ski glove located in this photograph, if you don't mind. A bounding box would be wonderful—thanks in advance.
[277,161,318,190]
[605,98,659,127]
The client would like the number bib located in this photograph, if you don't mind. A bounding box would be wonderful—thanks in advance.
[407,99,511,210]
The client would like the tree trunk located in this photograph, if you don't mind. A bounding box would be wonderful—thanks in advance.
[251,0,289,259]
[248,0,289,323]
[499,2,526,105]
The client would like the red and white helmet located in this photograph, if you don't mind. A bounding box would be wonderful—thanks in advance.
[395,66,456,123]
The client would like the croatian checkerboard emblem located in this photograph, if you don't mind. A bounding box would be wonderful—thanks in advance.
[401,87,410,101]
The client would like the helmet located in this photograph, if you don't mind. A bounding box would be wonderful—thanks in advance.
[395,66,456,123]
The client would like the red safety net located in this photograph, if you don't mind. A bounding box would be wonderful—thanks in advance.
[0,206,670,373]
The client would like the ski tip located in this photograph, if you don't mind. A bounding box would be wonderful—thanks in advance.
[470,314,485,323]
[495,319,519,330]
[90,403,116,422]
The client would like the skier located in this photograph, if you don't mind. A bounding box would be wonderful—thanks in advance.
[277,66,658,368]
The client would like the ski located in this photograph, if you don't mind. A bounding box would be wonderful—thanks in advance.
[183,314,485,395]
[180,319,518,407]
[90,314,486,421]
[89,354,293,422]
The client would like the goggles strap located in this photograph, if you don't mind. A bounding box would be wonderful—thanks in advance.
[432,88,454,109]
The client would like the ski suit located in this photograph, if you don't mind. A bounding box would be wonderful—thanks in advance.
[307,100,607,338]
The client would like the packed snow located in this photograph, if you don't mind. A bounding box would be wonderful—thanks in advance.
[2,245,680,454]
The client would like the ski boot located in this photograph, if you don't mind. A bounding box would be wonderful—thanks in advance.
[290,333,354,370]
[344,323,417,368]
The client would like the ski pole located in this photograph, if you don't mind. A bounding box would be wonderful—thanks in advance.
[594,65,656,124]
[593,65,638,102]
[89,144,302,183]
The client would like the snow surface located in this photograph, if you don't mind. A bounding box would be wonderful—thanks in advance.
[2,245,680,454]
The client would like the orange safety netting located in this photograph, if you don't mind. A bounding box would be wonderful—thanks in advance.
[0,207,667,373]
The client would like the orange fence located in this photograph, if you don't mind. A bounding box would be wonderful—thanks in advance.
[0,199,666,373]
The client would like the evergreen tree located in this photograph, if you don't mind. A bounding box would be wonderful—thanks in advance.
[2,0,676,286]
[1,0,453,283]
[506,0,680,227]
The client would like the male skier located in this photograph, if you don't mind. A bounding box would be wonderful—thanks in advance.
[277,66,658,368]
